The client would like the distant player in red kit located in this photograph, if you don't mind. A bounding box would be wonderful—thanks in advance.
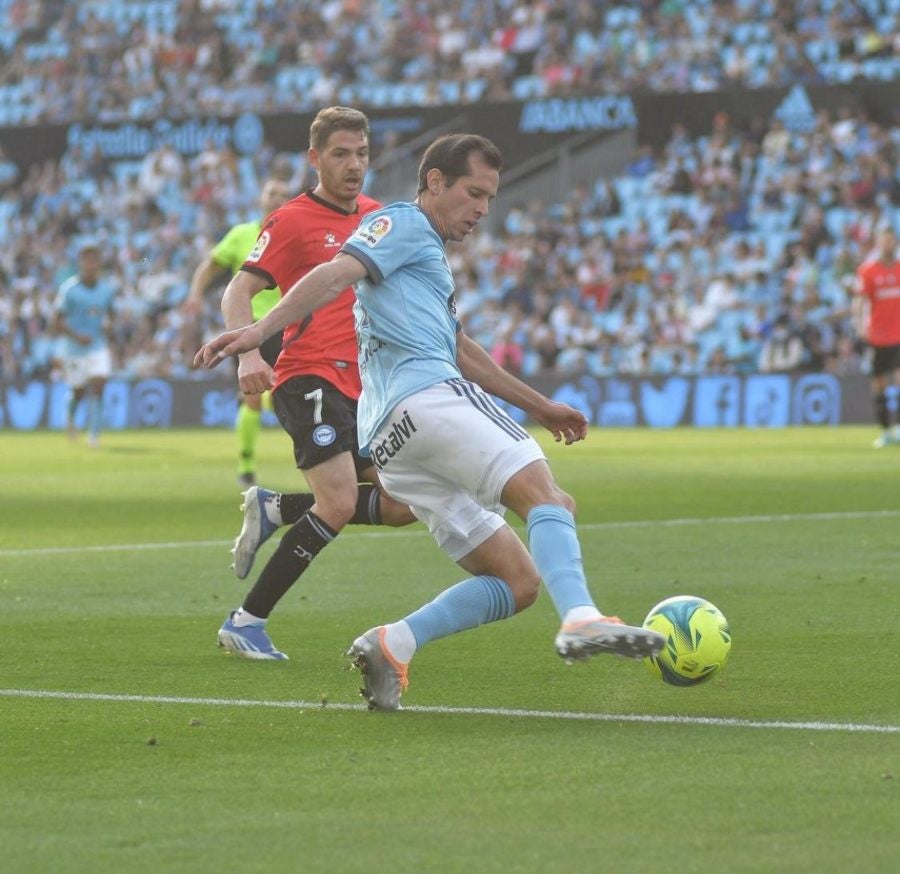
[214,106,415,659]
[854,226,900,447]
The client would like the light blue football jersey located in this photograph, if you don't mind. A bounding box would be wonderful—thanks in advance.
[342,202,461,451]
[55,275,116,356]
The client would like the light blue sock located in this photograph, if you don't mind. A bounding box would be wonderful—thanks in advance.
[86,395,102,440]
[527,504,596,620]
[67,391,79,426]
[404,575,516,648]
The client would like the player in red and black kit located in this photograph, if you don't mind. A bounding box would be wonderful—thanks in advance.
[213,106,415,659]
[854,226,900,448]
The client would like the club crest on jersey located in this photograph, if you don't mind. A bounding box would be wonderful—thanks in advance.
[356,215,392,248]
[247,231,270,262]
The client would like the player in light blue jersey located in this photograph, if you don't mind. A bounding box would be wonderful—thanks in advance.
[346,201,467,450]
[53,241,116,448]
[196,134,664,709]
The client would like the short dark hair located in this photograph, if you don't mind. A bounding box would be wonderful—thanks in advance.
[309,106,369,152]
[417,134,503,194]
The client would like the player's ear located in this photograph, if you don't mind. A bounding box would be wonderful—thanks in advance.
[308,147,319,170]
[426,168,444,195]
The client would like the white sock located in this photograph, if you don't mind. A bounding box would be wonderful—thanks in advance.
[383,620,417,663]
[563,605,602,625]
[264,493,283,526]
[233,608,266,628]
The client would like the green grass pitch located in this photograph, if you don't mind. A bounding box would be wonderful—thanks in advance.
[1,426,898,873]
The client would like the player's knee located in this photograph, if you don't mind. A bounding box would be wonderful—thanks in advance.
[315,487,359,528]
[546,484,576,516]
[509,570,541,612]
[503,467,577,519]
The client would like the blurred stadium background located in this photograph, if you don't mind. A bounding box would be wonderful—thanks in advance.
[1,0,899,428]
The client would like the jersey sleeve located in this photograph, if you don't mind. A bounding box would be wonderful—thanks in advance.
[342,209,423,284]
[241,213,297,290]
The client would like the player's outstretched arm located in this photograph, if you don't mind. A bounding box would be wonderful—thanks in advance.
[193,323,265,370]
[456,331,588,444]
[221,270,276,392]
[851,294,869,342]
[194,253,367,370]
[182,255,224,317]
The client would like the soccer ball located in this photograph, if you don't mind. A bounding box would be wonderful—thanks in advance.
[643,595,731,686]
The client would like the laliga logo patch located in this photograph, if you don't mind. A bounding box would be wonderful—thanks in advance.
[247,231,270,262]
[312,424,336,446]
[356,215,392,248]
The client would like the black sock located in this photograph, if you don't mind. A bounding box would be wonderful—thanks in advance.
[242,511,336,618]
[349,483,382,525]
[280,493,316,525]
[875,391,889,429]
[279,484,382,526]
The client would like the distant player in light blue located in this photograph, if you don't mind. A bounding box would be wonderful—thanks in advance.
[196,134,664,709]
[53,241,116,448]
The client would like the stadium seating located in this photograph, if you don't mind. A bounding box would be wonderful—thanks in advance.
[1,1,898,383]
[0,1,897,122]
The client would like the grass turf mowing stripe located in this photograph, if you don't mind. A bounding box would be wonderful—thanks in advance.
[2,508,898,557]
[0,539,232,556]
[3,688,898,734]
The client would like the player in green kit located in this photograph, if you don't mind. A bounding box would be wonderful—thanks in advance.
[183,178,291,485]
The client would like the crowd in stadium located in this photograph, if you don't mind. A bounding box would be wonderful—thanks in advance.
[1,0,900,385]
[458,106,900,379]
[1,0,899,125]
[2,101,898,385]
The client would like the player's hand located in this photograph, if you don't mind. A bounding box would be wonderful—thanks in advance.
[534,401,589,445]
[237,351,273,395]
[193,324,264,370]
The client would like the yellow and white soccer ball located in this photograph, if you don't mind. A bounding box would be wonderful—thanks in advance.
[643,595,731,686]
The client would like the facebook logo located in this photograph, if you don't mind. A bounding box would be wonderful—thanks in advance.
[744,375,790,427]
[693,377,741,427]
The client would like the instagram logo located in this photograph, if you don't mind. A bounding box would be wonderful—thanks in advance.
[791,374,840,425]
[130,379,173,427]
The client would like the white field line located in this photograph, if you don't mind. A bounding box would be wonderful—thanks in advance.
[1,688,897,734]
[1,509,898,558]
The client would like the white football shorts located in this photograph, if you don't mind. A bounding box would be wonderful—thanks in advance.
[370,378,546,561]
[62,346,112,388]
